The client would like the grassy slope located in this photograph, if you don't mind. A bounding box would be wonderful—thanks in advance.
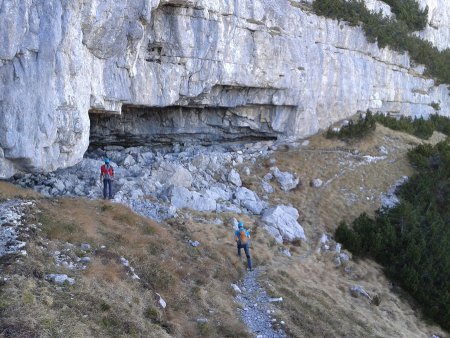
[0,123,448,337]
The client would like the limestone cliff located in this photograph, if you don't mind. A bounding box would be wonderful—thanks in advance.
[0,0,449,178]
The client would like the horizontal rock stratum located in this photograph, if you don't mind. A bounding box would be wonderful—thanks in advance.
[0,0,449,178]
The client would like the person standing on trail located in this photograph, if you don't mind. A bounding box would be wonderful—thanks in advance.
[100,158,114,200]
[235,221,253,271]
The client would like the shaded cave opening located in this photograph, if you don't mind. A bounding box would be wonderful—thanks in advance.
[88,105,278,152]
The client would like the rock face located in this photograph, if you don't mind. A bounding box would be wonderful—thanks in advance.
[1,0,449,178]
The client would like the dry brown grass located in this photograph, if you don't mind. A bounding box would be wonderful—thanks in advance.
[233,124,448,338]
[1,124,449,337]
[0,180,41,200]
[0,195,250,337]
[241,124,445,247]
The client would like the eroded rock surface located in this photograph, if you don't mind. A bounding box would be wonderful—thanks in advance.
[1,0,449,178]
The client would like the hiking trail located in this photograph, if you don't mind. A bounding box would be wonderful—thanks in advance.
[236,268,286,338]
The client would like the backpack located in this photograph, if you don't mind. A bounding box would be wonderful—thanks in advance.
[238,229,248,245]
[104,164,114,180]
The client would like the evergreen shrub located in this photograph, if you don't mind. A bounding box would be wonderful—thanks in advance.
[313,0,450,84]
[326,111,376,140]
[335,140,450,330]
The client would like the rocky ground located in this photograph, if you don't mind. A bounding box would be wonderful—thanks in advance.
[12,139,308,244]
[234,268,286,338]
[3,123,449,337]
[0,199,35,257]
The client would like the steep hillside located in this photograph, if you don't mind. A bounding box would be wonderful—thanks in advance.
[1,125,448,337]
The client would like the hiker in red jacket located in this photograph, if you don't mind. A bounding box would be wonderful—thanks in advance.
[100,158,114,199]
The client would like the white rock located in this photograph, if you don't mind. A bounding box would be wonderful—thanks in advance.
[123,154,136,167]
[320,233,329,245]
[217,203,242,214]
[80,243,91,251]
[189,240,200,247]
[379,146,388,155]
[228,169,242,187]
[80,257,91,264]
[263,173,273,181]
[262,205,306,243]
[197,318,208,324]
[235,187,266,215]
[153,163,193,188]
[170,186,216,212]
[45,274,75,285]
[381,176,409,209]
[120,257,130,267]
[231,283,242,293]
[271,167,300,191]
[350,285,371,299]
[310,178,323,188]
[205,185,232,201]
[156,293,166,309]
[261,180,274,194]
[281,248,292,257]
[340,252,350,262]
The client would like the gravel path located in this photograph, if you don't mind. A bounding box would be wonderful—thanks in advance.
[236,268,286,338]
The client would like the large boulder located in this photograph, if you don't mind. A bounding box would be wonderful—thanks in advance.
[228,169,242,187]
[235,187,267,215]
[271,167,300,191]
[169,186,216,212]
[262,205,306,243]
[152,163,193,188]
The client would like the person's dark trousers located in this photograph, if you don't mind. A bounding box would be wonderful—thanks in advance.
[237,242,252,270]
[103,179,113,199]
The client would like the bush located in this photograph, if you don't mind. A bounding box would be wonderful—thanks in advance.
[381,0,428,31]
[313,0,450,85]
[373,113,450,140]
[335,221,362,254]
[335,140,450,330]
[326,111,376,140]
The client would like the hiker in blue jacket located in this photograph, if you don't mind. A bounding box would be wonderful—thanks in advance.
[235,221,253,271]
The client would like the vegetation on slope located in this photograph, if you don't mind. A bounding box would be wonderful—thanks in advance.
[0,187,251,337]
[380,0,428,30]
[327,112,450,141]
[313,0,450,84]
[326,111,376,140]
[373,113,450,139]
[335,117,450,330]
[1,119,449,337]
